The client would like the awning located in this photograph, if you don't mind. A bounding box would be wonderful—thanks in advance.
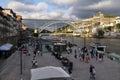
[97,46,106,54]
[31,66,71,80]
[0,43,13,51]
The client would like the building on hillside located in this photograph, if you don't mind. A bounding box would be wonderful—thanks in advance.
[115,17,120,24]
[82,11,116,27]
[72,11,120,37]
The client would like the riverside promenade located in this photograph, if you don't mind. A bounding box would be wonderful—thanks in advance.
[0,45,120,80]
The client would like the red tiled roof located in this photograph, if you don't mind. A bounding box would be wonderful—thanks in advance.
[1,12,7,16]
[16,15,22,18]
[16,15,22,19]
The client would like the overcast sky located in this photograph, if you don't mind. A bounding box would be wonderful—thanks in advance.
[1,0,120,20]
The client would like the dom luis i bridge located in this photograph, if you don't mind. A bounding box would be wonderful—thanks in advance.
[22,19,96,37]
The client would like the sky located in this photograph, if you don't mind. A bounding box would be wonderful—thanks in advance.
[0,0,120,20]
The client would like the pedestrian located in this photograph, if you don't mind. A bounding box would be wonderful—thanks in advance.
[101,53,104,61]
[63,66,67,72]
[37,50,40,55]
[74,53,77,59]
[95,52,98,61]
[92,66,96,80]
[35,61,38,68]
[41,51,43,56]
[85,53,90,63]
[32,58,36,68]
[33,50,37,57]
[81,51,85,61]
[78,47,81,57]
[69,47,72,54]
[68,66,72,76]
[74,49,77,59]
[90,48,94,58]
[66,46,70,57]
[69,62,73,70]
[22,48,27,54]
[89,65,96,80]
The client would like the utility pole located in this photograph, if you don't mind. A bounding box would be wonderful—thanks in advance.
[83,26,86,47]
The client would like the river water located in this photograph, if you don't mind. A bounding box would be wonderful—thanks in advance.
[62,37,120,54]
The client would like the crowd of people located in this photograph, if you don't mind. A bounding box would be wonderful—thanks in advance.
[65,43,105,79]
[66,44,105,63]
[21,37,106,79]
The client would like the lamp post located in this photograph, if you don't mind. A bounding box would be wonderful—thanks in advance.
[18,19,23,80]
[83,27,86,47]
[20,30,23,80]
[17,23,23,80]
[17,16,27,80]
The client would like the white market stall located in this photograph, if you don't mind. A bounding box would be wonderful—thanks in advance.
[31,66,71,80]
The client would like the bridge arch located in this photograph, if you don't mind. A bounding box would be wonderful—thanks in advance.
[39,21,80,33]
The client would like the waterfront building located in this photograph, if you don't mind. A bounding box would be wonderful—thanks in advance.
[0,6,23,58]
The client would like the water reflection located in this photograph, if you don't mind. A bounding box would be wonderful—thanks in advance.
[63,37,120,54]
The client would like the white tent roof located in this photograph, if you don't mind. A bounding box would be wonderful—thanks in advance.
[31,66,71,80]
[0,43,13,51]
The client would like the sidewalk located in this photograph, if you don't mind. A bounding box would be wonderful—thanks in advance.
[62,53,120,80]
[0,45,120,80]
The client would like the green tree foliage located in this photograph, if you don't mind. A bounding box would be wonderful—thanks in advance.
[116,23,120,29]
[96,28,105,37]
[55,25,73,33]
[104,26,112,31]
[104,14,116,18]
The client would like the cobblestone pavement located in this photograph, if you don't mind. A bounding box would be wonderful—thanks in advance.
[0,45,120,80]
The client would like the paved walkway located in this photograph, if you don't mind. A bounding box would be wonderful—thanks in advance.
[0,45,120,80]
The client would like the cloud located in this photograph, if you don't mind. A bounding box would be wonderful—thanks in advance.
[48,10,64,19]
[8,1,48,12]
[6,0,120,20]
[7,0,78,20]
[67,0,120,19]
[7,0,34,4]
[87,0,112,10]
[51,0,77,6]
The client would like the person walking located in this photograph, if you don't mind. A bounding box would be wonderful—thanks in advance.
[68,66,72,76]
[81,50,85,61]
[90,48,94,58]
[37,50,41,56]
[74,49,77,59]
[89,65,96,80]
[85,53,90,63]
[35,60,38,68]
[32,58,36,68]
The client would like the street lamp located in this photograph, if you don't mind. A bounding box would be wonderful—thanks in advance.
[83,27,86,47]
[17,15,27,80]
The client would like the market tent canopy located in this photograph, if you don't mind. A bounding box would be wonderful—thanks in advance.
[31,66,71,80]
[0,43,13,51]
[97,46,106,54]
[108,53,120,62]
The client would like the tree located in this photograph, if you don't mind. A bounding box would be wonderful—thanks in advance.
[104,26,112,32]
[96,28,105,38]
[116,23,120,29]
[104,14,116,18]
